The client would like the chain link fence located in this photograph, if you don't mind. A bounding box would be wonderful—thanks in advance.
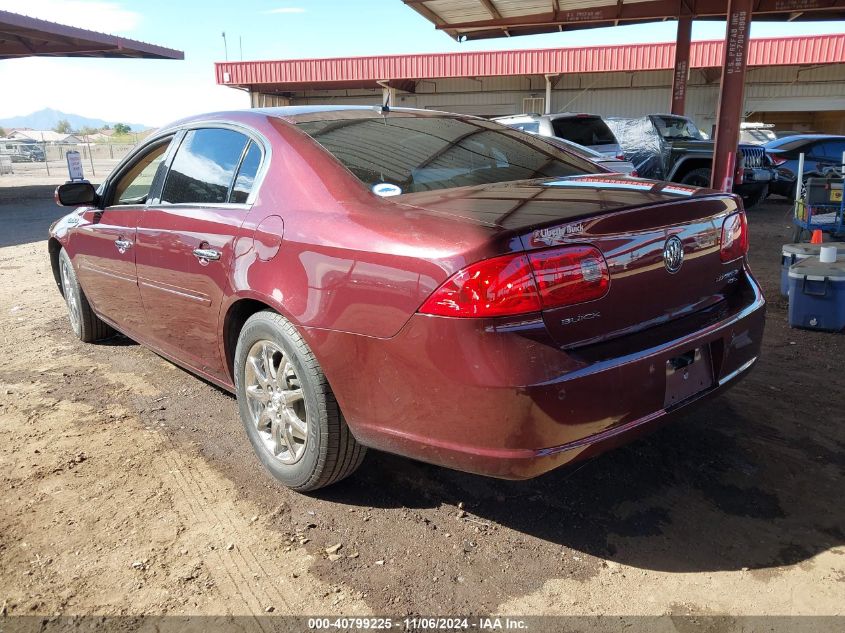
[0,142,136,180]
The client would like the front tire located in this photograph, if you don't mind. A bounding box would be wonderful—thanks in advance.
[233,310,365,491]
[58,248,114,342]
[679,167,712,188]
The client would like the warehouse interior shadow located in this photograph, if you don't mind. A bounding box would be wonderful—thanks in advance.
[322,396,845,575]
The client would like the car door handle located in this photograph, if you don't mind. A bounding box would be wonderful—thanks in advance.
[192,248,221,262]
[114,238,132,253]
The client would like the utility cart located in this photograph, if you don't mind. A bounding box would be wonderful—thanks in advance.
[793,173,845,242]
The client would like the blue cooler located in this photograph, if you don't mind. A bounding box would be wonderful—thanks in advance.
[788,258,845,332]
[780,242,845,296]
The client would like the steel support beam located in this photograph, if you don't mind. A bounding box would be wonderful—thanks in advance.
[712,0,753,191]
[544,74,559,113]
[378,81,399,108]
[670,15,693,115]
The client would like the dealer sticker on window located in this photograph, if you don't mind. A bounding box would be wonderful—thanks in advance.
[372,182,402,197]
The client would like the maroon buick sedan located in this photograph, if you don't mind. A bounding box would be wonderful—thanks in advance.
[50,106,765,491]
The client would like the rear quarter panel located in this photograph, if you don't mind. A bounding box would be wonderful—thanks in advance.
[220,114,506,340]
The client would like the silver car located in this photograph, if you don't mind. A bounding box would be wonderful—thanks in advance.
[539,136,637,175]
[493,112,622,158]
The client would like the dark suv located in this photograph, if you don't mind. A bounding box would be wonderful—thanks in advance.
[607,114,775,207]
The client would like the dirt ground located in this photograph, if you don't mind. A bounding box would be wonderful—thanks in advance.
[0,185,843,623]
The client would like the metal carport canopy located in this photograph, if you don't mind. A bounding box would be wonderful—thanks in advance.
[405,0,845,40]
[405,0,845,192]
[0,9,183,59]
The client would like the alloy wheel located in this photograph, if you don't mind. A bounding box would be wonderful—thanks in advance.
[61,259,81,334]
[243,340,308,465]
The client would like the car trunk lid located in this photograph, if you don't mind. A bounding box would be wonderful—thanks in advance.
[520,187,743,348]
[398,174,743,348]
[396,174,718,230]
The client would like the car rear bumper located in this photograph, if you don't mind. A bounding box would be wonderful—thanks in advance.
[306,267,766,479]
[742,168,773,183]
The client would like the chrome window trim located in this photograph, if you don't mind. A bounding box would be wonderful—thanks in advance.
[151,120,270,209]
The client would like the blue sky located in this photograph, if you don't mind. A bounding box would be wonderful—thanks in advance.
[1,0,844,125]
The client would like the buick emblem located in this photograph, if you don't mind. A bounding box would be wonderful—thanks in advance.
[663,236,684,274]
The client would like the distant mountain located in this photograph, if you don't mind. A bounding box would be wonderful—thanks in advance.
[0,108,149,132]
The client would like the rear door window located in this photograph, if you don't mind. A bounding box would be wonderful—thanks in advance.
[551,117,616,146]
[161,128,250,205]
[230,141,262,204]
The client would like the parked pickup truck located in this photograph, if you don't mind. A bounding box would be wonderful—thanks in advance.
[606,114,775,208]
[0,139,46,163]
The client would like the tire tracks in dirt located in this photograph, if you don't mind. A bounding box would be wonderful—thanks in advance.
[0,241,367,618]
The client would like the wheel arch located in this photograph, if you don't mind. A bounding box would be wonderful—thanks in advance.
[222,294,301,383]
[48,237,64,296]
[669,157,712,182]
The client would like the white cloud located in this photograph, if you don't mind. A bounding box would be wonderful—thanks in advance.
[0,0,141,33]
[264,7,306,14]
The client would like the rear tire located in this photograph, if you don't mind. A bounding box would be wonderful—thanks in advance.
[679,167,712,188]
[58,248,114,343]
[233,310,365,492]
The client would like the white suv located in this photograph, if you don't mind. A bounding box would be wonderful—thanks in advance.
[494,113,623,159]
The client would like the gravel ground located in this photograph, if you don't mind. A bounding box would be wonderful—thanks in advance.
[0,184,843,623]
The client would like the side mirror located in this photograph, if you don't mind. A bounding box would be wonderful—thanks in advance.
[55,181,98,207]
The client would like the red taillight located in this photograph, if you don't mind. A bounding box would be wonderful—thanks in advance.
[630,169,639,177]
[528,246,610,308]
[419,246,610,318]
[769,154,788,166]
[720,211,749,262]
[418,253,541,317]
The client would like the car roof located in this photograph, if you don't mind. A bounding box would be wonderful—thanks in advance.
[765,134,845,147]
[774,134,843,141]
[494,112,602,121]
[155,105,484,135]
[254,105,472,123]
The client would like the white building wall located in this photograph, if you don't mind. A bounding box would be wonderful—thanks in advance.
[268,65,845,132]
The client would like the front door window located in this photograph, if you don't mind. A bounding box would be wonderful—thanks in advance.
[112,142,169,206]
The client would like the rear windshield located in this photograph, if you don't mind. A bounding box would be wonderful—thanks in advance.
[510,121,540,134]
[550,116,616,146]
[652,116,705,141]
[296,115,600,194]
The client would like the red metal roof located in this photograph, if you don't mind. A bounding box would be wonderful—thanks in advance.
[216,34,845,91]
